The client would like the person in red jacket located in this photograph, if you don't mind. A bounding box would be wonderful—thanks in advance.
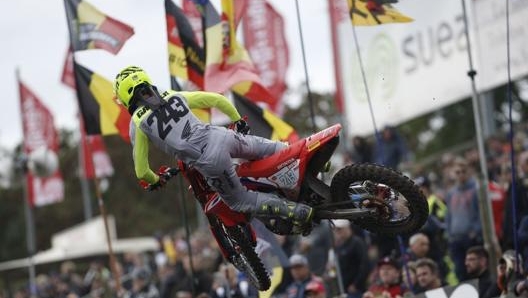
[363,257,409,298]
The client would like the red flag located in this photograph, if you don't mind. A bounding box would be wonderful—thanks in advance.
[19,80,64,207]
[80,128,114,179]
[242,0,289,110]
[61,47,76,89]
[64,0,134,54]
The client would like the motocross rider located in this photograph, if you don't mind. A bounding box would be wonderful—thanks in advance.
[113,66,313,231]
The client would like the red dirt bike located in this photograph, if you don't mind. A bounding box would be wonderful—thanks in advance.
[160,123,428,291]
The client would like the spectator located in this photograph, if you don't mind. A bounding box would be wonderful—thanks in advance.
[414,258,443,293]
[331,220,370,298]
[406,233,430,261]
[349,136,373,164]
[445,157,482,281]
[124,267,160,298]
[210,263,258,298]
[519,215,528,272]
[464,246,493,297]
[286,254,324,298]
[373,126,409,170]
[298,221,332,276]
[304,279,327,298]
[501,159,528,252]
[362,256,409,298]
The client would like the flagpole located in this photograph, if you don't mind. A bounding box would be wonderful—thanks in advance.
[16,68,37,298]
[63,0,122,292]
[20,159,37,298]
[460,0,499,274]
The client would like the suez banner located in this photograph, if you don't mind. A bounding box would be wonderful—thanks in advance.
[335,0,471,136]
[413,280,480,298]
[473,0,528,92]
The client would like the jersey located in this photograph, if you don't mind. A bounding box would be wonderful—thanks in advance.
[130,90,241,184]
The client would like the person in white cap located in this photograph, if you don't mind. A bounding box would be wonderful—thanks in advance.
[286,254,324,298]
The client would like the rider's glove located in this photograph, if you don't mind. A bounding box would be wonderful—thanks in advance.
[233,117,250,135]
[139,166,178,191]
[139,175,167,191]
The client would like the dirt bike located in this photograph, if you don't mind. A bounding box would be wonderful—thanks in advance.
[159,123,428,291]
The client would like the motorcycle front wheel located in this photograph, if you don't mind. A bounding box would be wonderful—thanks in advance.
[330,163,428,235]
[209,216,271,291]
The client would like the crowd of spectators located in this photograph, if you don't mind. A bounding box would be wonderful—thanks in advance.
[3,126,528,298]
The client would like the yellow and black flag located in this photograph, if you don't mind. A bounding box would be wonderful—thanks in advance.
[73,62,131,142]
[64,0,134,54]
[348,0,412,26]
[233,92,298,143]
[165,0,205,90]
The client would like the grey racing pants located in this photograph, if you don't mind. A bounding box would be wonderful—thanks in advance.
[192,126,288,214]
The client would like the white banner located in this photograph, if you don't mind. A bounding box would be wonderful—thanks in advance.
[473,0,528,91]
[337,0,472,135]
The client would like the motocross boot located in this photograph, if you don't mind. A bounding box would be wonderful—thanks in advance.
[255,200,314,230]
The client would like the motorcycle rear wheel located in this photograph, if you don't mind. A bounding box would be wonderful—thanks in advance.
[330,163,428,235]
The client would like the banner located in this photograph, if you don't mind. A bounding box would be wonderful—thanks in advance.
[242,0,289,110]
[336,0,471,135]
[64,0,134,54]
[413,279,478,298]
[473,0,528,91]
[19,81,64,207]
[73,62,131,142]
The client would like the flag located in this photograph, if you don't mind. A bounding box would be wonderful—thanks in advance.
[64,0,134,54]
[73,61,131,142]
[80,123,114,179]
[198,0,273,108]
[347,0,413,25]
[182,0,204,47]
[19,80,64,207]
[242,0,289,110]
[165,0,206,90]
[61,47,76,89]
[233,92,298,143]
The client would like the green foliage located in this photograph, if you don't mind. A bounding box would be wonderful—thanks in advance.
[283,91,342,137]
[0,134,197,263]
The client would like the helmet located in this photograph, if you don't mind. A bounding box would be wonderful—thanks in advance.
[114,66,152,109]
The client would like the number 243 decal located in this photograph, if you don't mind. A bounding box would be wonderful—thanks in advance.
[146,96,189,140]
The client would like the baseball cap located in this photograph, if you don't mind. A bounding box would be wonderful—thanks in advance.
[332,219,350,229]
[414,176,430,188]
[377,256,400,269]
[305,279,325,294]
[289,254,308,267]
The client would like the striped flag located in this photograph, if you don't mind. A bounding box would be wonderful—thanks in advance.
[19,80,64,207]
[198,0,265,99]
[233,92,298,143]
[347,0,413,25]
[165,0,205,90]
[73,62,131,142]
[64,0,134,54]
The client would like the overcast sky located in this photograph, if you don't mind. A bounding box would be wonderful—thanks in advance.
[0,0,334,151]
